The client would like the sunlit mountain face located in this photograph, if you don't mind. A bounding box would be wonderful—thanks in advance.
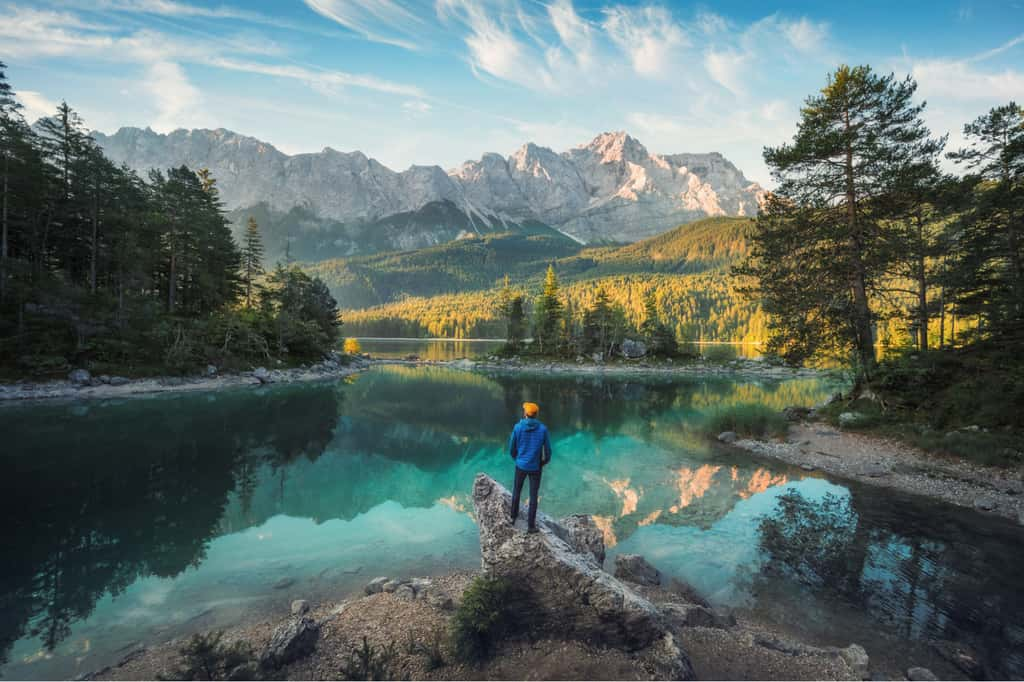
[3,367,1023,680]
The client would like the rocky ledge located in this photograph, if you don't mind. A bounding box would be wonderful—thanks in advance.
[96,475,909,681]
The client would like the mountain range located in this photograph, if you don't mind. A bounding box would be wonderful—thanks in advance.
[92,127,765,259]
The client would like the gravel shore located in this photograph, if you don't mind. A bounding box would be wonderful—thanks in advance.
[732,421,1024,524]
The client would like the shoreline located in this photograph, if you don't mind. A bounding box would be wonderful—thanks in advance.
[731,420,1024,524]
[0,358,370,404]
[0,356,827,403]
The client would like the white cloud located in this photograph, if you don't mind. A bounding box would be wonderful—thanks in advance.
[602,5,687,78]
[16,90,59,123]
[143,61,208,132]
[780,17,828,53]
[704,49,748,95]
[910,59,1024,101]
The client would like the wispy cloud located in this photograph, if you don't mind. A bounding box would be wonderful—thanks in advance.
[302,0,426,50]
[602,5,687,78]
[209,57,425,97]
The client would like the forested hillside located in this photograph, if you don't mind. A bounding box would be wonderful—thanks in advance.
[331,217,767,341]
[0,65,341,377]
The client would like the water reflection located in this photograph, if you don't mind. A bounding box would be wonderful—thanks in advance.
[1,367,1022,680]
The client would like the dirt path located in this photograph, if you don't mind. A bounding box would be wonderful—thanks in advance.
[734,421,1024,523]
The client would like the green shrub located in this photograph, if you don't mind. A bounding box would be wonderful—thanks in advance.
[449,575,517,663]
[159,630,259,681]
[340,636,400,681]
[702,403,789,439]
[406,630,446,671]
[701,343,738,363]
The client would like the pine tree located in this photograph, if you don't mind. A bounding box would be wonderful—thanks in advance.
[639,290,678,356]
[533,265,563,355]
[946,102,1024,338]
[241,216,265,308]
[737,65,944,383]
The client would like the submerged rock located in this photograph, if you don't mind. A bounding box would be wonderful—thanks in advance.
[472,474,690,672]
[259,615,319,669]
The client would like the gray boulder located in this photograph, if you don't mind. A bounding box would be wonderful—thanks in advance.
[782,405,812,422]
[973,497,997,511]
[108,376,130,386]
[717,431,738,444]
[253,367,271,384]
[614,554,662,586]
[206,364,218,377]
[906,667,938,681]
[555,514,606,565]
[394,583,416,601]
[621,339,648,359]
[290,599,310,616]
[838,412,865,427]
[364,577,389,595]
[259,615,319,669]
[839,644,870,680]
[68,368,91,385]
[471,474,688,666]
[381,579,401,593]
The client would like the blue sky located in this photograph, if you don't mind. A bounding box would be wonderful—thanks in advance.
[2,0,1022,183]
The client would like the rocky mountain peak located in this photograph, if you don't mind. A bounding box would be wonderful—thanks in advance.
[579,130,650,165]
[93,125,764,248]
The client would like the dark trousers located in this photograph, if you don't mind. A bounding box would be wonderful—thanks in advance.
[511,466,542,528]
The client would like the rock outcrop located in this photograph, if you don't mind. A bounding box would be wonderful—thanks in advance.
[471,473,694,678]
[259,615,319,669]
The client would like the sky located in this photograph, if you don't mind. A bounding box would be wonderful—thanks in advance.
[1,0,1022,184]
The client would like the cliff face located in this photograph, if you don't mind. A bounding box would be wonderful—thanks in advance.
[94,127,764,253]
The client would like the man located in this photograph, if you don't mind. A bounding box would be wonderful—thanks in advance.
[508,401,552,533]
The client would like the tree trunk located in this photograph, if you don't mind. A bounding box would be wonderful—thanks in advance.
[168,240,176,312]
[844,107,875,379]
[1,150,8,303]
[90,177,98,294]
[916,214,928,351]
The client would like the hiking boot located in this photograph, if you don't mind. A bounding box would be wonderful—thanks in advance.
[527,526,539,534]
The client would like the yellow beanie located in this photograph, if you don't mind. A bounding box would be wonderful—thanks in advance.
[522,402,540,417]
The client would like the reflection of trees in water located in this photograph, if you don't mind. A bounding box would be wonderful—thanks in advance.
[756,489,1024,679]
[0,384,342,666]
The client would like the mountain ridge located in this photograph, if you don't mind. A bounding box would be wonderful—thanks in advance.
[92,126,765,253]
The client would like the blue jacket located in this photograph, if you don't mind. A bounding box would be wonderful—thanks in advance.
[508,418,552,471]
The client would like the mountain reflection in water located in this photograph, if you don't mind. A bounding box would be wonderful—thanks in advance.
[2,366,1022,680]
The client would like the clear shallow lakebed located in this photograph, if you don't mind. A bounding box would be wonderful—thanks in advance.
[2,366,1022,679]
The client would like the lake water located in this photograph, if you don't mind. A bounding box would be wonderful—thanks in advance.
[2,366,1022,680]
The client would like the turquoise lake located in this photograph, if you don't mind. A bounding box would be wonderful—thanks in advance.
[2,366,1022,679]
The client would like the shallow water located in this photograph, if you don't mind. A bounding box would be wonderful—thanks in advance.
[2,366,1022,679]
